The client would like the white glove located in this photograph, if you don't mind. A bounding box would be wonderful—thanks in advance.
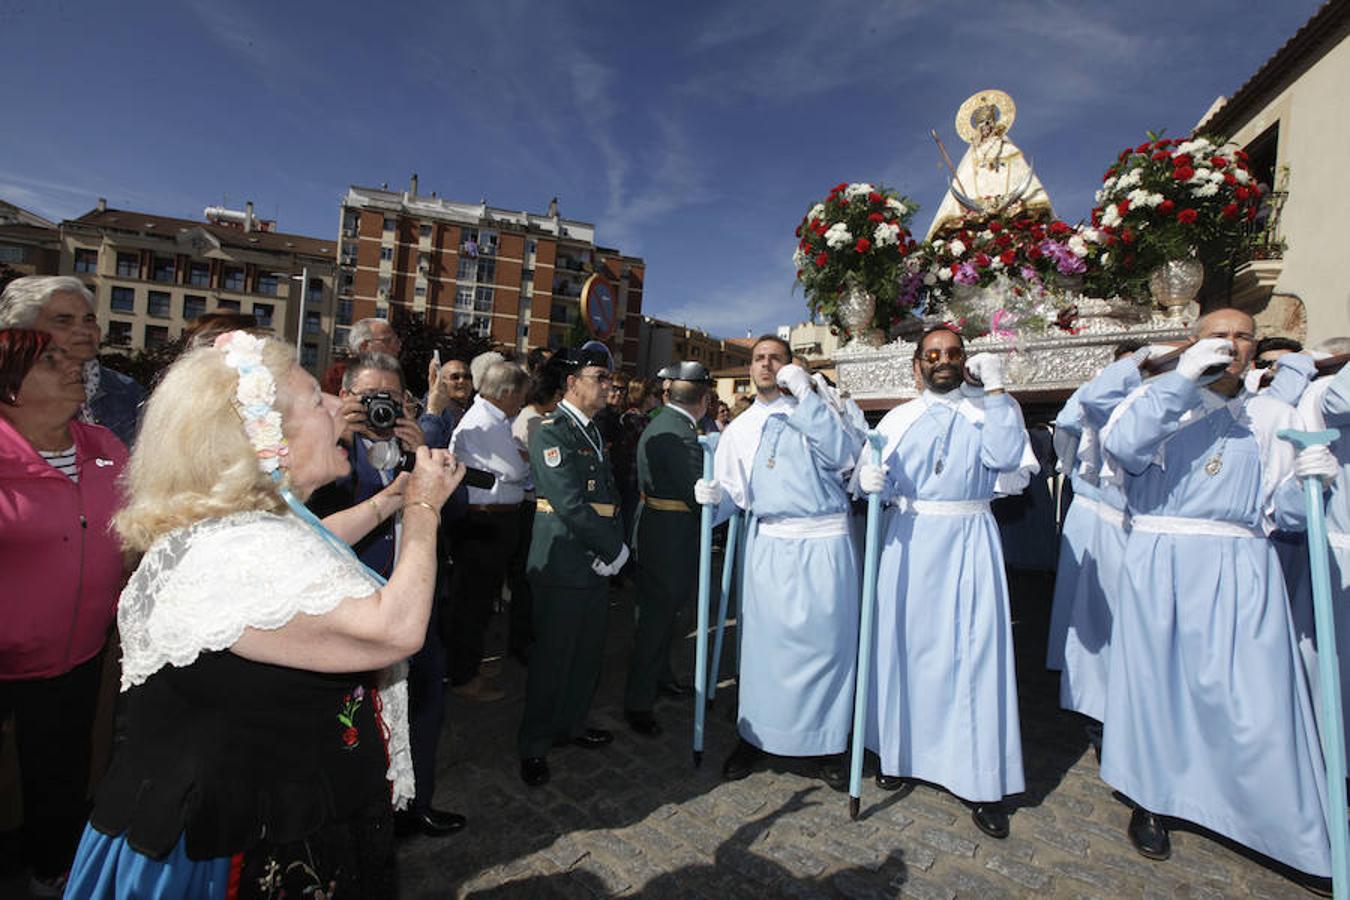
[1177,338,1233,381]
[776,363,813,398]
[591,543,630,576]
[1295,445,1339,485]
[1132,344,1176,367]
[590,555,610,576]
[812,372,845,414]
[694,478,723,506]
[858,463,888,494]
[965,353,1004,392]
[1273,352,1317,378]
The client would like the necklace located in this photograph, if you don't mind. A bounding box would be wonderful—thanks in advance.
[559,405,603,460]
[1200,400,1237,477]
[929,398,960,475]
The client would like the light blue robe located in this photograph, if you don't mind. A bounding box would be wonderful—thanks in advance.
[1100,371,1330,877]
[1273,370,1350,761]
[1052,360,1136,721]
[866,390,1029,802]
[713,389,861,756]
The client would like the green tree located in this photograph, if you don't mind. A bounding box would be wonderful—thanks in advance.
[391,310,495,397]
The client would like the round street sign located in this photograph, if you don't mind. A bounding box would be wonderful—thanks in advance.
[580,274,618,340]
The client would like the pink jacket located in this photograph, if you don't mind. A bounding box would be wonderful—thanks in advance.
[0,416,127,680]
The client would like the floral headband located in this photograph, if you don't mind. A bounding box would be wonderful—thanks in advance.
[214,331,289,476]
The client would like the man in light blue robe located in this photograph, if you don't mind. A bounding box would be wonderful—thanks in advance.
[857,326,1031,840]
[1098,309,1330,885]
[1272,348,1350,764]
[697,335,862,786]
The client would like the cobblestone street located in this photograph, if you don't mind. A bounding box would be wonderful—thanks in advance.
[400,571,1313,898]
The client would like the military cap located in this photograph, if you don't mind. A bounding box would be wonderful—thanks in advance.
[656,361,713,384]
[557,344,614,372]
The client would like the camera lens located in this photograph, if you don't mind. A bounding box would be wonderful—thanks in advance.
[364,393,400,431]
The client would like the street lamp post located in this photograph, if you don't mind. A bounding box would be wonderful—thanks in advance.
[271,266,310,363]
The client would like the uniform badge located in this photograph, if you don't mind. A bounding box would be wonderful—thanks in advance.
[543,446,562,468]
[587,479,596,492]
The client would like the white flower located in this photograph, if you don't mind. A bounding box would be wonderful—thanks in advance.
[1189,168,1212,184]
[824,222,853,249]
[1100,205,1123,229]
[236,369,275,407]
[1068,235,1089,257]
[923,272,937,286]
[1233,168,1251,185]
[948,239,967,256]
[937,268,953,282]
[1078,227,1102,244]
[1094,189,1106,205]
[1100,252,1111,267]
[793,249,808,269]
[244,411,284,449]
[873,222,900,247]
[1116,170,1142,190]
[1126,188,1151,207]
[808,203,825,220]
[1191,182,1220,198]
[1148,192,1165,207]
[990,258,1005,270]
[1176,138,1212,156]
[844,183,873,199]
[221,332,265,370]
[886,197,908,213]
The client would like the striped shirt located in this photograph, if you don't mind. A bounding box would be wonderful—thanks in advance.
[39,445,79,483]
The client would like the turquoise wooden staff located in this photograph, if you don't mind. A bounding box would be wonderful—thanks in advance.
[848,430,885,819]
[1279,427,1348,897]
[693,433,718,767]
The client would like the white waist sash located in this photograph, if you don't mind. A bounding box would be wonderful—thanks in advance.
[1131,514,1262,539]
[1329,532,1350,551]
[757,512,850,539]
[892,497,990,517]
[1076,495,1128,530]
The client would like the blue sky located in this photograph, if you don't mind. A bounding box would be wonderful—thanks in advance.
[0,0,1323,337]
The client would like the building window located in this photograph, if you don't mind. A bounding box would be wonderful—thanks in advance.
[222,267,244,291]
[474,286,493,312]
[256,274,278,296]
[304,311,322,335]
[153,257,175,283]
[377,275,391,296]
[456,257,476,281]
[333,327,350,349]
[183,295,206,320]
[339,270,354,292]
[74,249,98,273]
[144,324,170,349]
[419,224,432,238]
[189,262,210,287]
[453,312,491,338]
[336,298,353,325]
[307,278,323,303]
[414,284,427,297]
[147,291,171,318]
[218,299,241,313]
[301,343,319,368]
[477,258,496,284]
[479,230,499,257]
[526,239,537,255]
[253,303,274,328]
[107,320,132,346]
[116,252,138,278]
[110,286,135,313]
[383,217,397,232]
[0,246,23,263]
[379,246,393,262]
[455,288,473,310]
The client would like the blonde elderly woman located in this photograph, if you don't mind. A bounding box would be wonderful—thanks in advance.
[64,332,463,899]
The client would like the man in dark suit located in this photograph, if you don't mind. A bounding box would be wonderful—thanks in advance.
[517,346,626,787]
[624,362,712,737]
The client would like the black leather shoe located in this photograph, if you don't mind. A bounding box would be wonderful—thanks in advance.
[658,680,693,698]
[395,807,466,838]
[817,755,848,792]
[875,773,916,797]
[721,739,763,781]
[570,728,613,749]
[624,711,663,738]
[1128,807,1170,860]
[520,756,549,787]
[971,803,1010,839]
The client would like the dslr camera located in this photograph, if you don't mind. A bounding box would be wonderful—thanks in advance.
[360,391,402,434]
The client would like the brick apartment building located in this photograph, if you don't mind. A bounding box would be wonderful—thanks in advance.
[337,178,645,366]
[633,315,752,378]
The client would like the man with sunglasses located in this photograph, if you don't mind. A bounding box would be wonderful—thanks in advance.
[517,346,626,787]
[857,325,1032,840]
[698,335,863,788]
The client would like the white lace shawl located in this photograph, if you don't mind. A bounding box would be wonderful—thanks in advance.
[117,510,416,809]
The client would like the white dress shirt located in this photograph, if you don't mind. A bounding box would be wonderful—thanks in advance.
[450,395,530,505]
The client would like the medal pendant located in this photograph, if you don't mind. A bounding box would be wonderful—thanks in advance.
[935,459,944,475]
[766,458,775,469]
[1204,456,1223,476]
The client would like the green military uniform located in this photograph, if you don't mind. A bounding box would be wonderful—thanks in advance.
[624,404,703,714]
[518,400,625,759]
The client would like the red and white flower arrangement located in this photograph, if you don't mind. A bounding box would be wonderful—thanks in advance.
[794,182,920,337]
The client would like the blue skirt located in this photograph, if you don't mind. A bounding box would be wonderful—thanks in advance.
[64,825,235,899]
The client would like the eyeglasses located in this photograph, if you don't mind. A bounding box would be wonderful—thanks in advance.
[445,373,472,381]
[921,348,966,364]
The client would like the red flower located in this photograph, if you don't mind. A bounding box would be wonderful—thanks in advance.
[1246,205,1258,221]
[1235,149,1250,162]
[1121,228,1136,245]
[950,262,962,274]
[1027,245,1043,260]
[1151,151,1170,161]
[1104,169,1118,181]
[1176,208,1198,224]
[999,249,1016,266]
[1172,154,1192,169]
[1014,218,1031,231]
[1158,199,1175,214]
[1223,172,1236,185]
[1118,150,1130,161]
[1049,221,1070,235]
[1090,209,1102,225]
[1210,156,1228,167]
[855,238,872,253]
[342,727,359,747]
[996,233,1012,248]
[839,198,849,206]
[1136,142,1153,153]
[1222,203,1239,220]
[833,182,848,193]
[974,252,990,268]
[1030,225,1045,241]
[867,191,883,204]
[1235,186,1250,201]
[1115,200,1130,216]
[1173,166,1195,181]
[795,269,802,280]
[988,220,1003,233]
[814,252,828,267]
[868,212,884,223]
